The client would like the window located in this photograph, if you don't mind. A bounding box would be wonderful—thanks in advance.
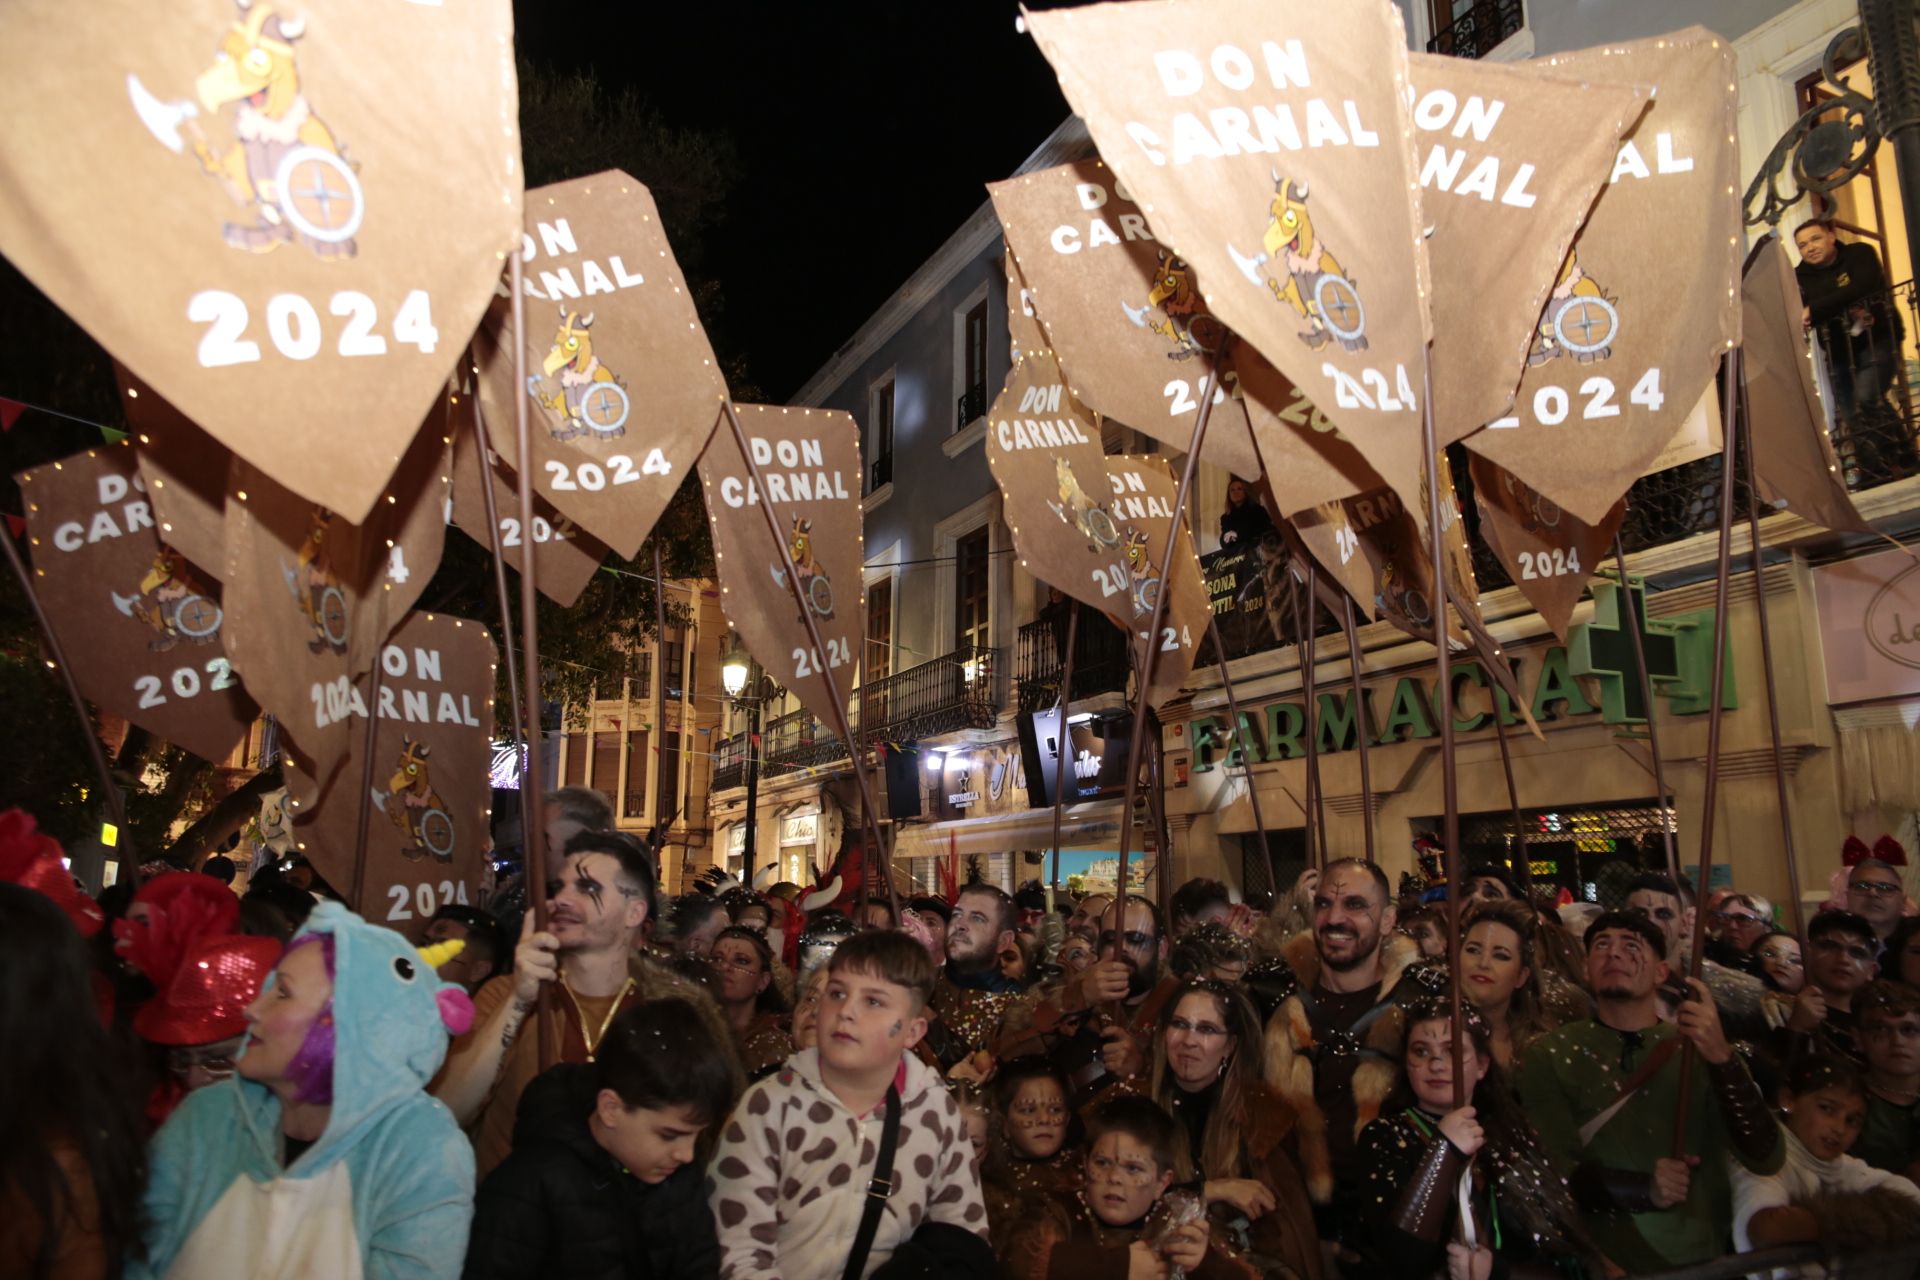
[654,731,681,827]
[867,577,894,681]
[632,651,652,703]
[563,731,587,786]
[955,527,991,651]
[958,301,988,430]
[590,731,621,800]
[1426,0,1524,58]
[661,630,685,700]
[869,378,895,493]
[623,729,649,819]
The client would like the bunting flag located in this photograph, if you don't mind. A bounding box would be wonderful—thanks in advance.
[1465,29,1742,524]
[985,351,1132,623]
[473,172,728,560]
[284,610,495,917]
[1469,454,1627,641]
[0,0,521,523]
[1106,453,1210,709]
[448,415,609,608]
[1024,0,1434,515]
[1411,53,1651,442]
[698,405,866,735]
[1741,234,1872,534]
[118,366,232,579]
[221,411,451,808]
[17,442,255,763]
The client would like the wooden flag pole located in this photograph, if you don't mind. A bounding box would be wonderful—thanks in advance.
[1342,596,1377,864]
[1301,561,1327,856]
[1738,374,1806,935]
[0,520,133,881]
[1208,612,1276,906]
[347,590,389,910]
[1287,570,1318,869]
[1419,364,1466,1110]
[1672,348,1743,1157]
[647,543,681,850]
[1611,534,1683,890]
[465,377,527,785]
[1493,709,1532,899]
[1107,366,1220,949]
[1048,602,1081,912]
[718,398,900,924]
[509,252,558,1071]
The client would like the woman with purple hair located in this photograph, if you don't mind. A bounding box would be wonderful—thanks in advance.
[128,902,478,1278]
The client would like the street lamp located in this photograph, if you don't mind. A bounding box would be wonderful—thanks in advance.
[722,636,763,887]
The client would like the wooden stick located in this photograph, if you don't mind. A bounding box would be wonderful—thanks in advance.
[509,252,557,1072]
[1304,561,1326,856]
[1048,602,1080,912]
[1289,570,1318,870]
[718,398,900,924]
[1738,374,1806,935]
[1209,612,1276,906]
[0,519,133,883]
[348,588,388,910]
[1341,596,1376,864]
[1672,348,1743,1157]
[466,376,527,786]
[1610,535,1682,889]
[1107,366,1220,946]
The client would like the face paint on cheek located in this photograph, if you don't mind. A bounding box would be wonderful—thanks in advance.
[890,1021,903,1037]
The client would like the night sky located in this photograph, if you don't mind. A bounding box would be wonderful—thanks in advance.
[513,1,1073,401]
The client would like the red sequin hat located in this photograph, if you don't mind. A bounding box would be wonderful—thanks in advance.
[133,933,282,1047]
[0,808,102,937]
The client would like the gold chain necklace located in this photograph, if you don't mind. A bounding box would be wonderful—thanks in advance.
[561,975,636,1061]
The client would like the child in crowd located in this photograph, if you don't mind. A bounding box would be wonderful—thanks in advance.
[707,929,991,1280]
[1732,1055,1920,1256]
[980,1058,1082,1254]
[464,998,744,1279]
[1853,981,1920,1177]
[1001,1095,1254,1280]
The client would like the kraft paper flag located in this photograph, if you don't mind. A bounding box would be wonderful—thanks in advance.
[118,367,230,579]
[1466,30,1742,524]
[1741,234,1871,534]
[1106,454,1209,708]
[1410,53,1651,441]
[1470,455,1627,641]
[18,443,255,763]
[222,412,451,806]
[0,0,522,523]
[989,159,1375,510]
[448,416,608,608]
[474,173,727,560]
[1006,251,1053,366]
[986,352,1134,624]
[1024,0,1434,513]
[284,610,495,917]
[698,405,866,735]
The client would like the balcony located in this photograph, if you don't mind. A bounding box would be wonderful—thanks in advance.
[861,644,1001,742]
[712,731,747,792]
[1427,0,1524,59]
[869,452,893,493]
[955,384,988,433]
[1015,611,1134,713]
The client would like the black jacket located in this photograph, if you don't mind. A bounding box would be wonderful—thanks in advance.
[1797,240,1903,357]
[462,1063,720,1280]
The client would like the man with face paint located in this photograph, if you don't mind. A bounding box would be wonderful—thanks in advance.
[434,830,731,1178]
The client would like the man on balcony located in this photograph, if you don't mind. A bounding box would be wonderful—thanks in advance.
[1795,217,1915,485]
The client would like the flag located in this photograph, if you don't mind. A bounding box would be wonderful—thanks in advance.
[448,416,609,608]
[1469,455,1628,641]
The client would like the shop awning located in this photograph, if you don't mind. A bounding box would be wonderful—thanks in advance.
[891,800,1132,861]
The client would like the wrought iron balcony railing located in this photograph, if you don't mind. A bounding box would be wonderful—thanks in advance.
[861,643,1001,742]
[1427,0,1524,59]
[1014,612,1134,712]
[956,384,988,432]
[869,452,893,492]
[712,731,747,793]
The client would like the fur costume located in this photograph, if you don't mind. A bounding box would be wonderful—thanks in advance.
[1261,929,1423,1203]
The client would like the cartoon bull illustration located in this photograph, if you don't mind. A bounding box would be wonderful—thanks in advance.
[1228,175,1369,353]
[380,738,455,863]
[113,550,223,652]
[128,0,361,257]
[530,308,629,441]
[770,515,834,619]
[1123,527,1162,617]
[1045,458,1121,552]
[281,507,349,654]
[1528,250,1619,366]
[1121,251,1229,361]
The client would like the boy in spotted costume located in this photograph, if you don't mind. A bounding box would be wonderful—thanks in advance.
[707,930,989,1279]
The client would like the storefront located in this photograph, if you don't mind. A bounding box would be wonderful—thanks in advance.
[712,778,840,890]
[1162,552,1851,913]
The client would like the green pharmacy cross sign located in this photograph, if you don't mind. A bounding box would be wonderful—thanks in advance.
[1567,574,1736,726]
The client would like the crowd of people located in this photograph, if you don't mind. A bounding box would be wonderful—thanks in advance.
[10,789,1920,1279]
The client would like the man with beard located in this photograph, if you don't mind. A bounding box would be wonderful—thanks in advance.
[1260,858,1422,1250]
[433,831,728,1177]
[915,884,1031,1077]
[998,895,1177,1102]
[1065,892,1113,945]
[1519,911,1781,1272]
